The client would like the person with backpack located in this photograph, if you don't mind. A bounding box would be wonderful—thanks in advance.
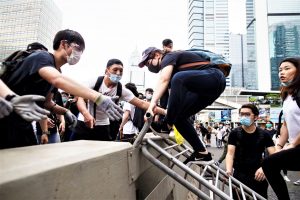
[72,59,166,141]
[138,47,228,165]
[0,29,123,149]
[262,57,300,200]
[118,83,141,143]
[225,104,275,199]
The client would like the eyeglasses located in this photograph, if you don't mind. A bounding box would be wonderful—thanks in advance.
[239,112,253,117]
[70,43,83,52]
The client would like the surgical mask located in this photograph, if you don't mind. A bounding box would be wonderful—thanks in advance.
[67,49,82,65]
[109,73,122,83]
[266,124,272,128]
[219,125,223,129]
[62,97,68,104]
[281,80,292,87]
[240,116,253,127]
[146,94,152,100]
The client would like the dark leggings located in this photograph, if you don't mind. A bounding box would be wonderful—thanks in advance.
[166,68,226,152]
[262,146,300,200]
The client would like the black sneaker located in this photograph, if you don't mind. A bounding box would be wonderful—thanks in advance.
[150,121,170,138]
[183,152,214,165]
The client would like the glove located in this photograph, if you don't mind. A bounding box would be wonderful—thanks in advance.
[64,110,77,129]
[0,97,13,118]
[95,95,123,121]
[10,95,50,122]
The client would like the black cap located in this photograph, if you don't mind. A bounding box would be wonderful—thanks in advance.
[138,47,160,68]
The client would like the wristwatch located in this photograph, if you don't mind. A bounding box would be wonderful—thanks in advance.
[42,130,50,135]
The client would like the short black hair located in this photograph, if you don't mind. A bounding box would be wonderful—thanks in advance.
[106,58,123,68]
[162,39,173,46]
[125,83,139,97]
[145,88,154,93]
[53,29,85,51]
[239,103,259,116]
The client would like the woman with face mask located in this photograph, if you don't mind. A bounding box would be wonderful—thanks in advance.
[262,57,300,200]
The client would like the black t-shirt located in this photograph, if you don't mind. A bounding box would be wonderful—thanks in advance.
[160,51,218,76]
[5,51,56,97]
[228,127,274,174]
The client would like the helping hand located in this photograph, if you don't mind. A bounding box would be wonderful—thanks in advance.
[10,95,50,121]
[96,95,123,121]
[0,97,13,118]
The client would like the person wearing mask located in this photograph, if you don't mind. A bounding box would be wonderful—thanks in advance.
[0,29,123,149]
[72,58,166,141]
[139,47,227,165]
[262,57,300,200]
[225,104,275,199]
[145,88,153,102]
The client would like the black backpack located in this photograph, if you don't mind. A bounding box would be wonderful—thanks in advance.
[93,76,122,141]
[131,106,145,131]
[0,42,48,83]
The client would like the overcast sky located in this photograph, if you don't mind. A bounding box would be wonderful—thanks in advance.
[53,0,245,84]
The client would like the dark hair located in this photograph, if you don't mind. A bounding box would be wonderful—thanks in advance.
[162,39,173,46]
[145,88,154,93]
[279,57,300,101]
[125,83,139,97]
[106,58,123,68]
[239,103,259,116]
[53,29,85,51]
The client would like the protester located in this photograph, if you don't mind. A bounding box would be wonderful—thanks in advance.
[0,29,122,149]
[262,57,300,200]
[139,47,227,164]
[225,104,275,199]
[162,38,173,53]
[72,58,166,141]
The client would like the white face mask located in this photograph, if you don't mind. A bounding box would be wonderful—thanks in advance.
[145,94,152,100]
[67,49,82,65]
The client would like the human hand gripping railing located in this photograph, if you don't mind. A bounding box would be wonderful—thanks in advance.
[132,112,153,148]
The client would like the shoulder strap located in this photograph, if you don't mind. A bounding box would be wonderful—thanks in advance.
[116,82,122,102]
[93,76,104,118]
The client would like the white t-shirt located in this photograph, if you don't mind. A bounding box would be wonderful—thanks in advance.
[78,77,135,126]
[122,102,139,135]
[282,95,300,143]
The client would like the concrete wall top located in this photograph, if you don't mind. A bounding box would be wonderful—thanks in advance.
[0,140,132,184]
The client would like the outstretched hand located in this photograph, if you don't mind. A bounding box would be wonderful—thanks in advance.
[97,95,123,121]
[10,95,50,121]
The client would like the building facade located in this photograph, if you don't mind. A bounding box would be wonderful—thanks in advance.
[0,0,62,60]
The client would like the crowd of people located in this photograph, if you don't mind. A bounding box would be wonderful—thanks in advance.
[1,29,299,200]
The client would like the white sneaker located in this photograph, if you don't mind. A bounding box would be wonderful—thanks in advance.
[294,179,300,186]
[283,175,290,182]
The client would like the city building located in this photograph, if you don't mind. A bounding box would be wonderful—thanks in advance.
[0,0,62,60]
[187,0,230,86]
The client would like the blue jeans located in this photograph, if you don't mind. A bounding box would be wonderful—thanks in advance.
[166,68,226,152]
[37,131,61,144]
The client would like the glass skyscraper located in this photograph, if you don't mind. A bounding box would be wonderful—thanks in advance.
[267,0,300,90]
[0,0,62,60]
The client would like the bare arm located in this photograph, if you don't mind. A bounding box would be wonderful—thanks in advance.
[147,65,173,115]
[276,121,289,151]
[129,97,166,116]
[0,80,15,97]
[119,110,130,131]
[225,144,235,176]
[38,119,49,144]
[39,67,99,102]
[76,97,95,128]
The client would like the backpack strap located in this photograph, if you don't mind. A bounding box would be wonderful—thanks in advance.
[93,76,122,119]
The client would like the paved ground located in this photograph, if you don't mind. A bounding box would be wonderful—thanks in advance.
[207,134,300,200]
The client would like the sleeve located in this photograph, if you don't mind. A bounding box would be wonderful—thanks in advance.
[120,86,135,102]
[28,51,55,75]
[264,132,275,147]
[123,102,131,112]
[228,129,238,146]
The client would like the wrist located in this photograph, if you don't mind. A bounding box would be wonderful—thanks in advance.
[42,130,50,135]
[94,94,104,106]
[277,143,284,148]
[5,94,17,101]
